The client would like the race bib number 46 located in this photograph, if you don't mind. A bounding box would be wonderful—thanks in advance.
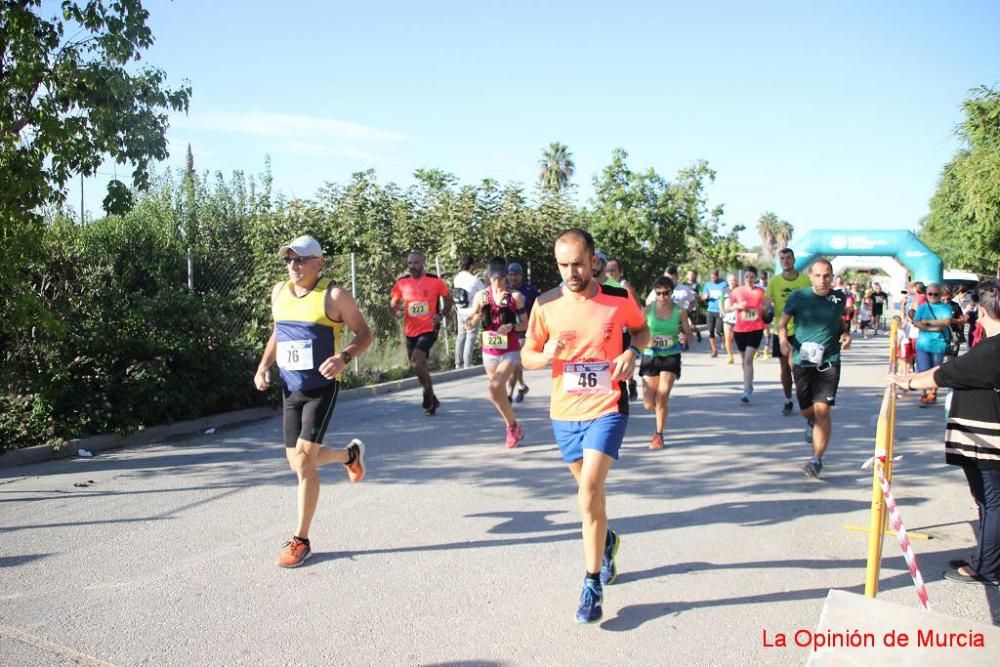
[407,300,430,317]
[277,340,314,371]
[563,362,612,394]
[482,331,508,351]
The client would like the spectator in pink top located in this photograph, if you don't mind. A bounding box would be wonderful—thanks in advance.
[727,266,767,403]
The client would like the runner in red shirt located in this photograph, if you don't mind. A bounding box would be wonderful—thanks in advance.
[522,228,649,624]
[390,250,452,415]
[727,266,767,403]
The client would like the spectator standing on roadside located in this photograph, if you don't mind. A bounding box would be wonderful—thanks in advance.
[453,256,485,369]
[888,279,1000,586]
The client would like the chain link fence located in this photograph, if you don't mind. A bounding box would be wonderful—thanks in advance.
[190,250,470,388]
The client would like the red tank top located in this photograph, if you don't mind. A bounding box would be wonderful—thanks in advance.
[482,289,521,355]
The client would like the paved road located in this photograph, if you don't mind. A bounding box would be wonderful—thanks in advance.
[1,335,997,666]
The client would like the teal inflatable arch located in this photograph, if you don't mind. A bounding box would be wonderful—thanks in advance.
[784,230,943,285]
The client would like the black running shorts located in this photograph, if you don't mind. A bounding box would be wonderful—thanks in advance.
[405,330,438,358]
[793,363,841,410]
[733,330,764,352]
[639,354,682,378]
[772,334,796,358]
[282,381,340,448]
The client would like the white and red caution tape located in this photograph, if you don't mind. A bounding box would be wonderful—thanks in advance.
[861,452,931,611]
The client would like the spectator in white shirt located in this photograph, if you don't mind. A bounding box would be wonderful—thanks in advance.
[453,256,485,368]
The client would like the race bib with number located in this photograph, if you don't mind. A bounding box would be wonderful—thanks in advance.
[407,300,430,317]
[482,331,508,351]
[800,341,826,365]
[277,340,314,371]
[652,335,675,350]
[743,309,759,321]
[709,290,722,300]
[563,362,612,394]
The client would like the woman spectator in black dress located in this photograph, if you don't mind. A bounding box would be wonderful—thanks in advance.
[889,279,1000,586]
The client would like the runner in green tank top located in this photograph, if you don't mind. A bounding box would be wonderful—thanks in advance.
[640,276,694,449]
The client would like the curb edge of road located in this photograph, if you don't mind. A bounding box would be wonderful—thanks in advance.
[0,366,484,470]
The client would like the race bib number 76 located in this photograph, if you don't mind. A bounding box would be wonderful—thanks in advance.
[277,340,314,371]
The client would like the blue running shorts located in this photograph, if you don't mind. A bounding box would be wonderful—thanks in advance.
[551,413,629,463]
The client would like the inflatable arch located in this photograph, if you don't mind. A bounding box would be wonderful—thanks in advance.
[784,230,943,285]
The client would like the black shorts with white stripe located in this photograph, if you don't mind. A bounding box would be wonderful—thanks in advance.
[282,381,340,448]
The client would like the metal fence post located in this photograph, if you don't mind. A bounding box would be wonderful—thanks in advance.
[350,252,360,374]
[435,257,451,358]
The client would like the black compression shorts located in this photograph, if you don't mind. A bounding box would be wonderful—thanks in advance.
[706,312,724,339]
[283,381,340,448]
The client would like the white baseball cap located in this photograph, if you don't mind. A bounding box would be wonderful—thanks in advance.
[278,235,323,258]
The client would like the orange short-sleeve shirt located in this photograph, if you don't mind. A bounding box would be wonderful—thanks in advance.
[526,283,646,421]
[391,274,449,337]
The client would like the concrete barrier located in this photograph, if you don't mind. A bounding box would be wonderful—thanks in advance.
[806,590,1000,665]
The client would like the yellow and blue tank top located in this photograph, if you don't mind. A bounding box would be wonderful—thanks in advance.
[272,277,342,392]
[644,304,683,356]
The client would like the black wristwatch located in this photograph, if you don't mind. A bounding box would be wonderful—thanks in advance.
[340,350,353,364]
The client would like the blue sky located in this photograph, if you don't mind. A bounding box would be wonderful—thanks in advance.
[68,1,1000,247]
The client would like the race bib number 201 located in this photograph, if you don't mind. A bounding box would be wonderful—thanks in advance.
[652,335,675,350]
[563,362,612,394]
[277,340,314,371]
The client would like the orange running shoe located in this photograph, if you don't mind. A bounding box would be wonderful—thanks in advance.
[276,536,311,568]
[345,438,366,482]
[650,433,664,449]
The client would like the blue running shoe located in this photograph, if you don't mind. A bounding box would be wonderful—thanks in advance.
[600,529,620,585]
[575,578,603,624]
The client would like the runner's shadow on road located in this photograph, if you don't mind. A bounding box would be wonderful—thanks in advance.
[0,553,52,568]
[600,572,917,632]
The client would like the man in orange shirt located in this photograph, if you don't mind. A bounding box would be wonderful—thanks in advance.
[390,250,452,415]
[522,228,649,624]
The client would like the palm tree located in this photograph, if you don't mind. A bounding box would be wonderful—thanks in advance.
[538,142,575,193]
[774,220,794,251]
[756,211,779,259]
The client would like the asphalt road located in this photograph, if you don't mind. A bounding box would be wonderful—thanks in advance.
[1,334,997,666]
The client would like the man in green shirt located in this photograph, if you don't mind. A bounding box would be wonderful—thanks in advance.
[777,258,852,479]
[765,248,811,416]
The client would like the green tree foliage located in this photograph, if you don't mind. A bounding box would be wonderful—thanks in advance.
[0,0,191,334]
[1,148,740,451]
[537,142,576,193]
[921,86,1000,275]
[587,149,743,292]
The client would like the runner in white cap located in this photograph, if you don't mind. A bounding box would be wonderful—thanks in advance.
[255,235,372,568]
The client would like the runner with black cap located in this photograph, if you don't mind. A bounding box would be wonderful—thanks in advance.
[506,261,538,403]
[465,257,528,448]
